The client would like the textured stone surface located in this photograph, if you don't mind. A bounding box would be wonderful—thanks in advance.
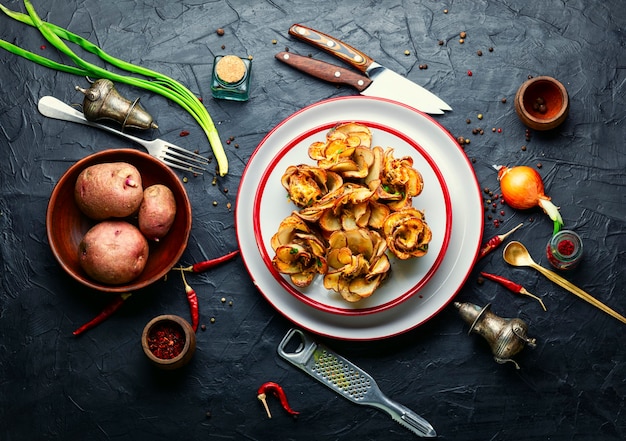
[1,1,625,440]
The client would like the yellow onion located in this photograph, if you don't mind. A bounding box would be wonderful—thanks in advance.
[497,165,563,234]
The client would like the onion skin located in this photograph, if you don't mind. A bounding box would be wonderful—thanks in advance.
[498,165,563,234]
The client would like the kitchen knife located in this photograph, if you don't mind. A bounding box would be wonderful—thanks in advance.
[288,24,452,114]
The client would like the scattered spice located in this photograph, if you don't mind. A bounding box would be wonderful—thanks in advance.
[489,47,494,52]
[444,9,448,13]
[459,38,465,44]
[272,39,278,44]
[467,70,473,76]
[72,293,132,336]
[477,113,483,119]
[216,28,225,36]
[477,223,523,260]
[40,44,46,50]
[257,382,300,418]
[404,50,410,56]
[477,50,482,56]
[438,40,444,46]
[501,97,507,103]
[480,272,547,311]
[147,321,186,359]
[460,31,467,38]
[179,130,190,137]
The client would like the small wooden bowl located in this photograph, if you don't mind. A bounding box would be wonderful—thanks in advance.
[141,314,196,370]
[515,76,569,131]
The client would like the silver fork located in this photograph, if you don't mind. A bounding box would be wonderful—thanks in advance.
[38,96,209,175]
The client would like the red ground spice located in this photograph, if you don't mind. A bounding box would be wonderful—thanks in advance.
[557,239,575,256]
[147,322,185,359]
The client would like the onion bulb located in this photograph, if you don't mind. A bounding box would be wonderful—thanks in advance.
[497,165,563,234]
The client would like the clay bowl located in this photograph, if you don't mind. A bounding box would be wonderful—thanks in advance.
[46,149,192,293]
[515,76,569,131]
[141,314,196,370]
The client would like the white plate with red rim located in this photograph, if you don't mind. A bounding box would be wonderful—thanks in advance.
[253,121,452,315]
[236,96,483,340]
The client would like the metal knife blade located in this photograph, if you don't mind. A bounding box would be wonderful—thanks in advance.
[288,24,452,114]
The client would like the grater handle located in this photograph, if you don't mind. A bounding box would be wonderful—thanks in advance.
[277,328,319,367]
[368,394,437,438]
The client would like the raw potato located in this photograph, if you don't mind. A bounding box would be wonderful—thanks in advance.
[138,184,177,241]
[75,162,144,220]
[78,220,149,285]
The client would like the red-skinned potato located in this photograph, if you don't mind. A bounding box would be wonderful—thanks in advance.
[78,220,149,284]
[74,162,144,220]
[138,184,177,241]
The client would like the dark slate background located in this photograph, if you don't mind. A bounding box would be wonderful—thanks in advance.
[1,1,625,440]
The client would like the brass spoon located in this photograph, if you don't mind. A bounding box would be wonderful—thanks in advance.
[503,241,626,325]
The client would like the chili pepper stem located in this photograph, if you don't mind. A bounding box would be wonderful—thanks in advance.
[257,393,272,418]
[501,222,524,239]
[519,287,547,311]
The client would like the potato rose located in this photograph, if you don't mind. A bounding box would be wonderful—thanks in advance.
[323,229,390,302]
[382,207,432,259]
[270,215,328,287]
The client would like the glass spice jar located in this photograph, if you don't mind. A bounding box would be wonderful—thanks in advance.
[546,229,583,270]
[210,55,252,101]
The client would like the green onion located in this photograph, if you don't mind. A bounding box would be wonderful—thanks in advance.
[0,1,228,176]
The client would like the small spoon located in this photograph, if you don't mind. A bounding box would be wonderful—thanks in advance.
[503,241,626,325]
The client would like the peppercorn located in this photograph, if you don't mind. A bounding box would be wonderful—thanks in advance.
[216,28,225,36]
[488,47,494,52]
[477,50,483,56]
[537,163,542,168]
[521,145,527,151]
[460,31,467,38]
[466,118,471,124]
[459,38,465,44]
[438,40,444,46]
[501,97,507,103]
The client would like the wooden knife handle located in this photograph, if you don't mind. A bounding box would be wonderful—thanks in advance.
[275,52,372,91]
[289,24,375,73]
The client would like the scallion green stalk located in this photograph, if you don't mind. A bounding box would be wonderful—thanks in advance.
[0,1,228,176]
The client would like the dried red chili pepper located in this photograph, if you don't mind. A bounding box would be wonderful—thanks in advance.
[478,223,523,260]
[179,270,199,332]
[257,381,299,418]
[72,292,132,336]
[480,272,546,311]
[179,250,240,273]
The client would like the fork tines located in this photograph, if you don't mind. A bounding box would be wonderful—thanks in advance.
[164,144,210,174]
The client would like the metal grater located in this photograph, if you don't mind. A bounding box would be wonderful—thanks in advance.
[277,328,437,438]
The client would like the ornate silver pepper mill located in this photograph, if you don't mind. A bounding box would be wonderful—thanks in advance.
[455,302,537,369]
